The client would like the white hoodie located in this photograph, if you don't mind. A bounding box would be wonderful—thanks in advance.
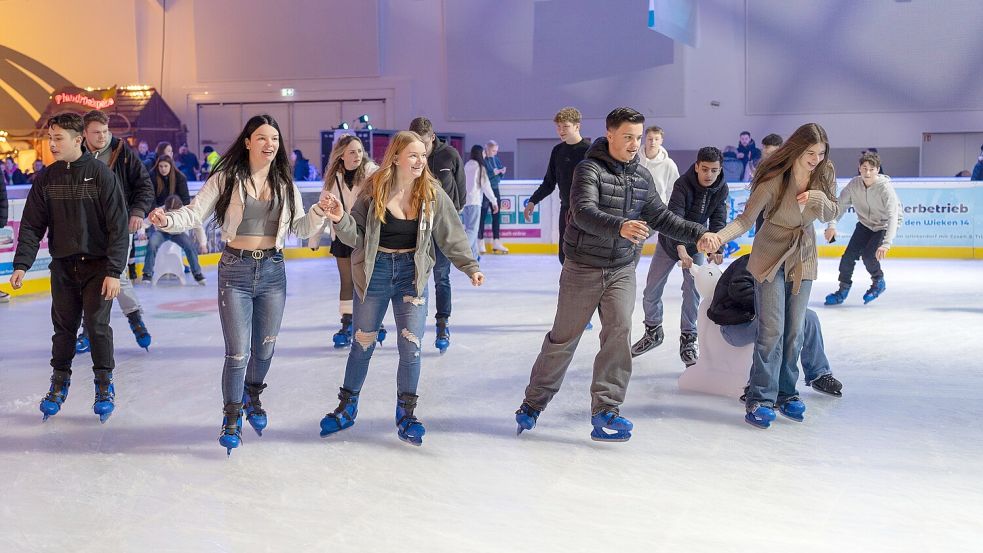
[464,159,497,207]
[828,174,902,248]
[638,146,680,205]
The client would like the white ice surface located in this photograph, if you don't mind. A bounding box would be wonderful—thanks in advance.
[1,255,981,552]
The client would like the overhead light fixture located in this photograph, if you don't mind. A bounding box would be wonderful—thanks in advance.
[337,122,349,130]
[365,124,373,131]
[358,114,370,124]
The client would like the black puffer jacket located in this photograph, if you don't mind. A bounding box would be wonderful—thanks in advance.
[707,254,756,326]
[91,136,154,219]
[657,163,729,261]
[564,138,707,268]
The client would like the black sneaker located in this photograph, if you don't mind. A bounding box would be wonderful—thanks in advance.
[679,332,699,366]
[808,374,843,397]
[630,324,664,358]
[739,385,749,403]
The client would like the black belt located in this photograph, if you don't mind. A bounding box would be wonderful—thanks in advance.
[225,246,280,260]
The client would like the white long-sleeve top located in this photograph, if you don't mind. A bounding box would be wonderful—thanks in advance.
[464,160,497,207]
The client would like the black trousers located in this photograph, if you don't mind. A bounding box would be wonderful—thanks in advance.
[49,256,115,374]
[479,185,502,240]
[838,222,885,286]
[557,204,569,265]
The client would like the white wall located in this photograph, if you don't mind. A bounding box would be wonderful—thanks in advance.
[3,0,982,176]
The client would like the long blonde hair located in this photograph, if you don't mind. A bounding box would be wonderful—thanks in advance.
[368,131,438,223]
[751,123,836,202]
[324,135,372,192]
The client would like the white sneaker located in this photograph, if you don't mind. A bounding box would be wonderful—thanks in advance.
[492,239,509,253]
[0,290,9,303]
[478,241,487,254]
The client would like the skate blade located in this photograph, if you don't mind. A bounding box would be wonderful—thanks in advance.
[744,416,771,429]
[99,413,113,424]
[398,435,423,446]
[41,413,51,422]
[777,411,804,423]
[590,432,631,443]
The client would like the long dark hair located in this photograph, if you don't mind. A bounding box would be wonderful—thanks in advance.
[152,154,176,197]
[751,122,836,201]
[468,144,486,182]
[212,114,297,227]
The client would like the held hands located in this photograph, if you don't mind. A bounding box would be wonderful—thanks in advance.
[102,277,120,300]
[620,220,650,244]
[318,192,344,222]
[709,252,724,265]
[875,246,888,260]
[128,216,143,233]
[148,207,167,227]
[9,269,25,289]
[470,272,485,286]
[678,253,694,270]
[824,227,837,243]
[697,232,721,254]
[523,202,535,222]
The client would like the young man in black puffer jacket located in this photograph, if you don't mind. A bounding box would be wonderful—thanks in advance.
[709,254,843,398]
[632,146,729,365]
[10,113,129,422]
[514,107,719,442]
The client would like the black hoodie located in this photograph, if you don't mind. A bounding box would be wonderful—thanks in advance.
[563,138,706,269]
[13,152,129,278]
[87,136,155,219]
[427,138,467,211]
[707,254,756,326]
[657,163,729,261]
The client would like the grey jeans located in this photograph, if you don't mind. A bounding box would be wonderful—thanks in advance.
[116,233,142,316]
[641,244,702,333]
[523,259,636,416]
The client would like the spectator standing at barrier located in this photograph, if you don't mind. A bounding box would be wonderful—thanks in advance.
[736,131,761,178]
[176,144,200,181]
[971,145,983,181]
[480,139,509,254]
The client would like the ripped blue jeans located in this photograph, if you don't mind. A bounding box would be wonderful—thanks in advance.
[343,252,428,395]
[217,249,286,405]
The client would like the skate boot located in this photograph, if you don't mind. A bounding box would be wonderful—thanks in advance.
[435,317,450,354]
[492,239,509,254]
[377,323,388,345]
[242,382,268,436]
[745,402,776,429]
[333,314,353,348]
[127,263,138,281]
[863,278,885,304]
[219,402,243,456]
[824,282,851,305]
[515,403,541,435]
[39,370,71,421]
[92,368,115,423]
[777,396,806,422]
[590,410,633,442]
[319,388,359,437]
[631,324,664,357]
[807,374,843,397]
[127,311,152,351]
[679,332,699,366]
[395,393,426,446]
[75,332,91,354]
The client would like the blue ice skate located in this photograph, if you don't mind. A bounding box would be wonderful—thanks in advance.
[75,333,91,354]
[242,383,268,436]
[777,397,806,422]
[92,369,115,424]
[333,315,353,348]
[377,324,387,345]
[515,403,540,435]
[824,283,851,305]
[319,388,359,437]
[435,319,450,354]
[745,403,777,429]
[219,403,243,456]
[590,410,633,442]
[40,372,71,421]
[127,312,152,351]
[395,393,426,446]
[863,278,885,304]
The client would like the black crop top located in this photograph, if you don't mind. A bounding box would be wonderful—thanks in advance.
[379,209,418,250]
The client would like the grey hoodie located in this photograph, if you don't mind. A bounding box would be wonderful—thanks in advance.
[828,175,902,247]
[332,186,479,300]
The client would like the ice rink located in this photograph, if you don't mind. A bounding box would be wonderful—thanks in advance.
[1,254,980,552]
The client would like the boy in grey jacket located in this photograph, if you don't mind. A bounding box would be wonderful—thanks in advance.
[824,151,901,305]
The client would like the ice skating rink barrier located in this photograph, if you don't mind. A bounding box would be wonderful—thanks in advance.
[3,178,981,294]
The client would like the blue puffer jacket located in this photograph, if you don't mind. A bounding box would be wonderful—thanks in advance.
[563,138,706,269]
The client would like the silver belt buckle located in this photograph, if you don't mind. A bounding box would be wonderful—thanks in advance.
[251,249,264,260]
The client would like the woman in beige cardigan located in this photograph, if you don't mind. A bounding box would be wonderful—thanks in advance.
[707,123,839,429]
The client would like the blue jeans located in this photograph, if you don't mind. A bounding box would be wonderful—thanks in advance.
[461,205,481,260]
[343,252,428,395]
[721,308,831,383]
[641,244,703,333]
[746,267,813,407]
[217,249,287,404]
[143,228,204,278]
[432,241,451,320]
